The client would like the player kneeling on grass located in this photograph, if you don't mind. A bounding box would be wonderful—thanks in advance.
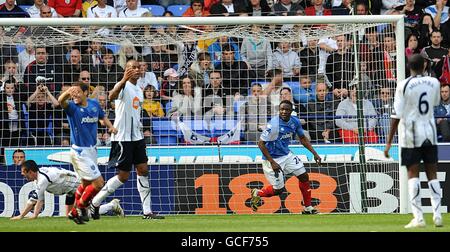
[251,100,322,214]
[10,160,124,220]
[58,83,117,224]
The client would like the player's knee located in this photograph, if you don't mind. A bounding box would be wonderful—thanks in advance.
[297,173,309,182]
[117,171,130,182]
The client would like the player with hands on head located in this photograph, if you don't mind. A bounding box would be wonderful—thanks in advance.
[91,59,165,220]
[384,54,443,228]
[251,100,321,214]
[58,83,117,224]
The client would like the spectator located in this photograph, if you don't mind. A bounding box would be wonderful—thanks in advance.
[146,45,170,79]
[381,0,404,14]
[372,86,394,143]
[417,13,436,50]
[244,83,270,143]
[395,0,423,33]
[160,68,180,106]
[210,0,246,16]
[82,0,97,17]
[27,0,58,18]
[299,39,320,77]
[0,81,24,147]
[317,35,337,75]
[405,33,420,59]
[331,0,352,15]
[118,0,149,20]
[63,48,82,85]
[183,0,210,17]
[82,40,105,72]
[435,84,450,141]
[280,86,302,116]
[113,0,142,14]
[12,149,25,166]
[202,71,229,118]
[273,41,301,80]
[421,30,448,78]
[244,0,272,16]
[171,76,202,118]
[326,34,354,100]
[176,33,199,77]
[355,1,369,15]
[216,43,253,96]
[143,85,165,118]
[26,84,59,146]
[335,85,378,144]
[24,45,62,93]
[262,69,290,113]
[92,48,124,91]
[424,0,448,30]
[0,0,30,17]
[118,40,139,69]
[359,0,382,15]
[307,80,337,143]
[293,75,315,109]
[48,0,82,17]
[241,25,273,79]
[1,59,22,85]
[188,52,214,88]
[137,57,159,90]
[305,0,331,16]
[273,0,304,16]
[86,0,117,36]
[17,38,35,82]
[208,36,240,68]
[159,0,190,8]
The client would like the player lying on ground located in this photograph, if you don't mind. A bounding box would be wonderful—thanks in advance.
[58,83,117,224]
[251,100,322,214]
[384,54,443,228]
[10,160,124,220]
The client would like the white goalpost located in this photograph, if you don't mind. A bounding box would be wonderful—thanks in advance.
[0,15,408,216]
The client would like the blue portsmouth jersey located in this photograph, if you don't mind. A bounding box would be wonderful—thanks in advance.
[65,99,105,147]
[260,116,304,159]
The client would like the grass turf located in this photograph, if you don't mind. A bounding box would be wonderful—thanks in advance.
[1,213,449,232]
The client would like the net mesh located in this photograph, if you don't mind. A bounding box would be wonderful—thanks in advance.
[0,18,401,216]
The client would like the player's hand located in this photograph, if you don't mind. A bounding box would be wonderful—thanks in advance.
[314,154,322,166]
[10,215,23,220]
[122,67,137,82]
[108,127,118,134]
[270,161,281,177]
[384,143,391,158]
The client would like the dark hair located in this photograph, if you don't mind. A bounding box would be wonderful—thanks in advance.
[408,54,425,72]
[163,10,174,16]
[100,47,114,56]
[222,43,233,52]
[209,71,221,78]
[431,29,442,37]
[13,149,25,157]
[22,160,39,172]
[279,99,293,109]
[252,83,262,88]
[72,82,89,93]
[280,87,292,94]
[191,0,204,7]
[198,52,211,61]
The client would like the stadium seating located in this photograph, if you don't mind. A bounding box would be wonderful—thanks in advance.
[143,5,166,16]
[167,5,189,17]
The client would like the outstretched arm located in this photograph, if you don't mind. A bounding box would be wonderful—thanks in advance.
[10,201,35,220]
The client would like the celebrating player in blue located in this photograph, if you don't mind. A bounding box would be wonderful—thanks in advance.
[58,83,117,224]
[251,100,322,214]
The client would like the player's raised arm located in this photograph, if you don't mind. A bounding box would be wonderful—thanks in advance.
[58,86,75,109]
[109,66,136,101]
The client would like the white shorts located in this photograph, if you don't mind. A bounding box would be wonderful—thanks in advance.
[70,145,101,181]
[262,152,306,190]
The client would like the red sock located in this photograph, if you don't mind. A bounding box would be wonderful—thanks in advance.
[75,184,85,207]
[299,181,312,207]
[258,185,275,197]
[78,185,99,208]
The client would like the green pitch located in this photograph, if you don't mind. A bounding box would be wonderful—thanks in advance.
[1,213,450,232]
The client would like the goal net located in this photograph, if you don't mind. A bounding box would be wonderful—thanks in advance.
[0,16,406,217]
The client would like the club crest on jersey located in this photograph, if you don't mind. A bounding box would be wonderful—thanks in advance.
[132,96,140,109]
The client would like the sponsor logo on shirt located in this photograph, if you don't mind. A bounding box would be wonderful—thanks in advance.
[133,96,140,110]
[81,117,98,124]
[280,132,293,140]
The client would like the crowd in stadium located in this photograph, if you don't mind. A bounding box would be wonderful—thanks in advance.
[1,0,450,162]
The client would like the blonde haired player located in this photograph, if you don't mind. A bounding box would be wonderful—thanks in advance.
[385,54,443,228]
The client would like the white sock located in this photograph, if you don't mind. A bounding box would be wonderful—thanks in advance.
[92,175,123,207]
[137,175,151,215]
[428,179,442,220]
[408,177,423,221]
[98,201,114,215]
